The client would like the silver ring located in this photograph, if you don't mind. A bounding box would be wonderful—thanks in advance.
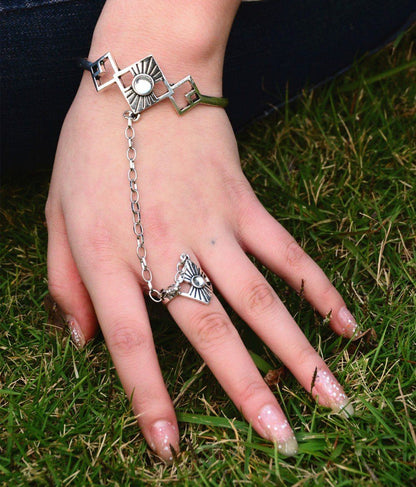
[162,254,213,305]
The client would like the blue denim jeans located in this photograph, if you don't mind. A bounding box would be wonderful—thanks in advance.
[1,0,415,175]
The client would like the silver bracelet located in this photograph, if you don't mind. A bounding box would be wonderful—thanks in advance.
[79,52,227,305]
[78,52,228,115]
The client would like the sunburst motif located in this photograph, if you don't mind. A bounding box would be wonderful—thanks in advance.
[181,259,212,304]
[124,56,164,113]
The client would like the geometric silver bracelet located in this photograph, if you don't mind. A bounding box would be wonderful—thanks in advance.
[78,52,228,115]
[78,52,227,305]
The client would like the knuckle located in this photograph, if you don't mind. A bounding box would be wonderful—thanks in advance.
[88,224,115,257]
[320,281,337,303]
[47,278,66,303]
[285,239,307,268]
[239,379,269,405]
[107,323,150,356]
[81,222,125,272]
[225,176,253,203]
[244,280,276,318]
[192,312,235,352]
[292,344,316,368]
[51,208,131,278]
[223,175,257,225]
[143,205,170,241]
[47,267,81,304]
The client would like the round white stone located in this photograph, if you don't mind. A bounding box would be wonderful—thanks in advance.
[191,275,206,289]
[132,74,154,96]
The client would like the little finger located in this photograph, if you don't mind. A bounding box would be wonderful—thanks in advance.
[45,205,98,347]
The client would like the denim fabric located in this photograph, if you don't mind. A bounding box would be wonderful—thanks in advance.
[224,0,416,129]
[1,0,105,175]
[1,0,415,175]
[0,0,75,11]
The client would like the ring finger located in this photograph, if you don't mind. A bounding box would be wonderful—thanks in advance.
[166,253,299,456]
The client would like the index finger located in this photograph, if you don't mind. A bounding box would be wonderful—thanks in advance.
[240,203,359,338]
[77,259,180,462]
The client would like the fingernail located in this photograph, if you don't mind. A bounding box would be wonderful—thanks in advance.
[66,316,86,349]
[149,420,179,463]
[313,369,354,417]
[338,307,358,338]
[257,404,298,456]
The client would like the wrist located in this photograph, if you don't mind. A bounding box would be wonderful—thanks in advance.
[89,0,241,87]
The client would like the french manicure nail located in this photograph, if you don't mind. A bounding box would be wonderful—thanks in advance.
[313,369,354,417]
[338,306,358,338]
[257,404,298,456]
[149,420,179,462]
[66,316,86,349]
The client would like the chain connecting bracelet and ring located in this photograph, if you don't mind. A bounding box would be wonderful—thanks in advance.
[79,52,228,305]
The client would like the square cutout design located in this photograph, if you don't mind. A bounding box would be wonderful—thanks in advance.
[86,53,226,115]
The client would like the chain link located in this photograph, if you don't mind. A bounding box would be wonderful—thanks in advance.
[124,111,189,303]
[124,111,162,302]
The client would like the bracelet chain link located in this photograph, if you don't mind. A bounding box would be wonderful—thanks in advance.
[124,110,190,303]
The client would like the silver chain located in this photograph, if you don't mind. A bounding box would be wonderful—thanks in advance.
[124,110,189,303]
[81,51,221,306]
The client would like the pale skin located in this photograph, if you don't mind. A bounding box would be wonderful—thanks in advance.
[46,0,358,461]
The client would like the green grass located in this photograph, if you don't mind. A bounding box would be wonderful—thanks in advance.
[1,27,415,486]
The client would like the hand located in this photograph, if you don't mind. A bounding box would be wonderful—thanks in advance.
[45,1,358,461]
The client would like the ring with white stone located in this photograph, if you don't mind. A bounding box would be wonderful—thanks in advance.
[177,254,213,305]
[161,254,213,305]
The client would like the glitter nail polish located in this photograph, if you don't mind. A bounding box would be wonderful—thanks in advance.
[149,420,179,462]
[257,404,298,456]
[313,369,354,417]
[338,307,358,338]
[67,317,85,349]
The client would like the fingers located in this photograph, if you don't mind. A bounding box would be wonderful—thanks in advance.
[201,239,354,417]
[166,260,298,456]
[77,263,180,462]
[46,205,98,347]
[50,205,180,461]
[239,203,358,338]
